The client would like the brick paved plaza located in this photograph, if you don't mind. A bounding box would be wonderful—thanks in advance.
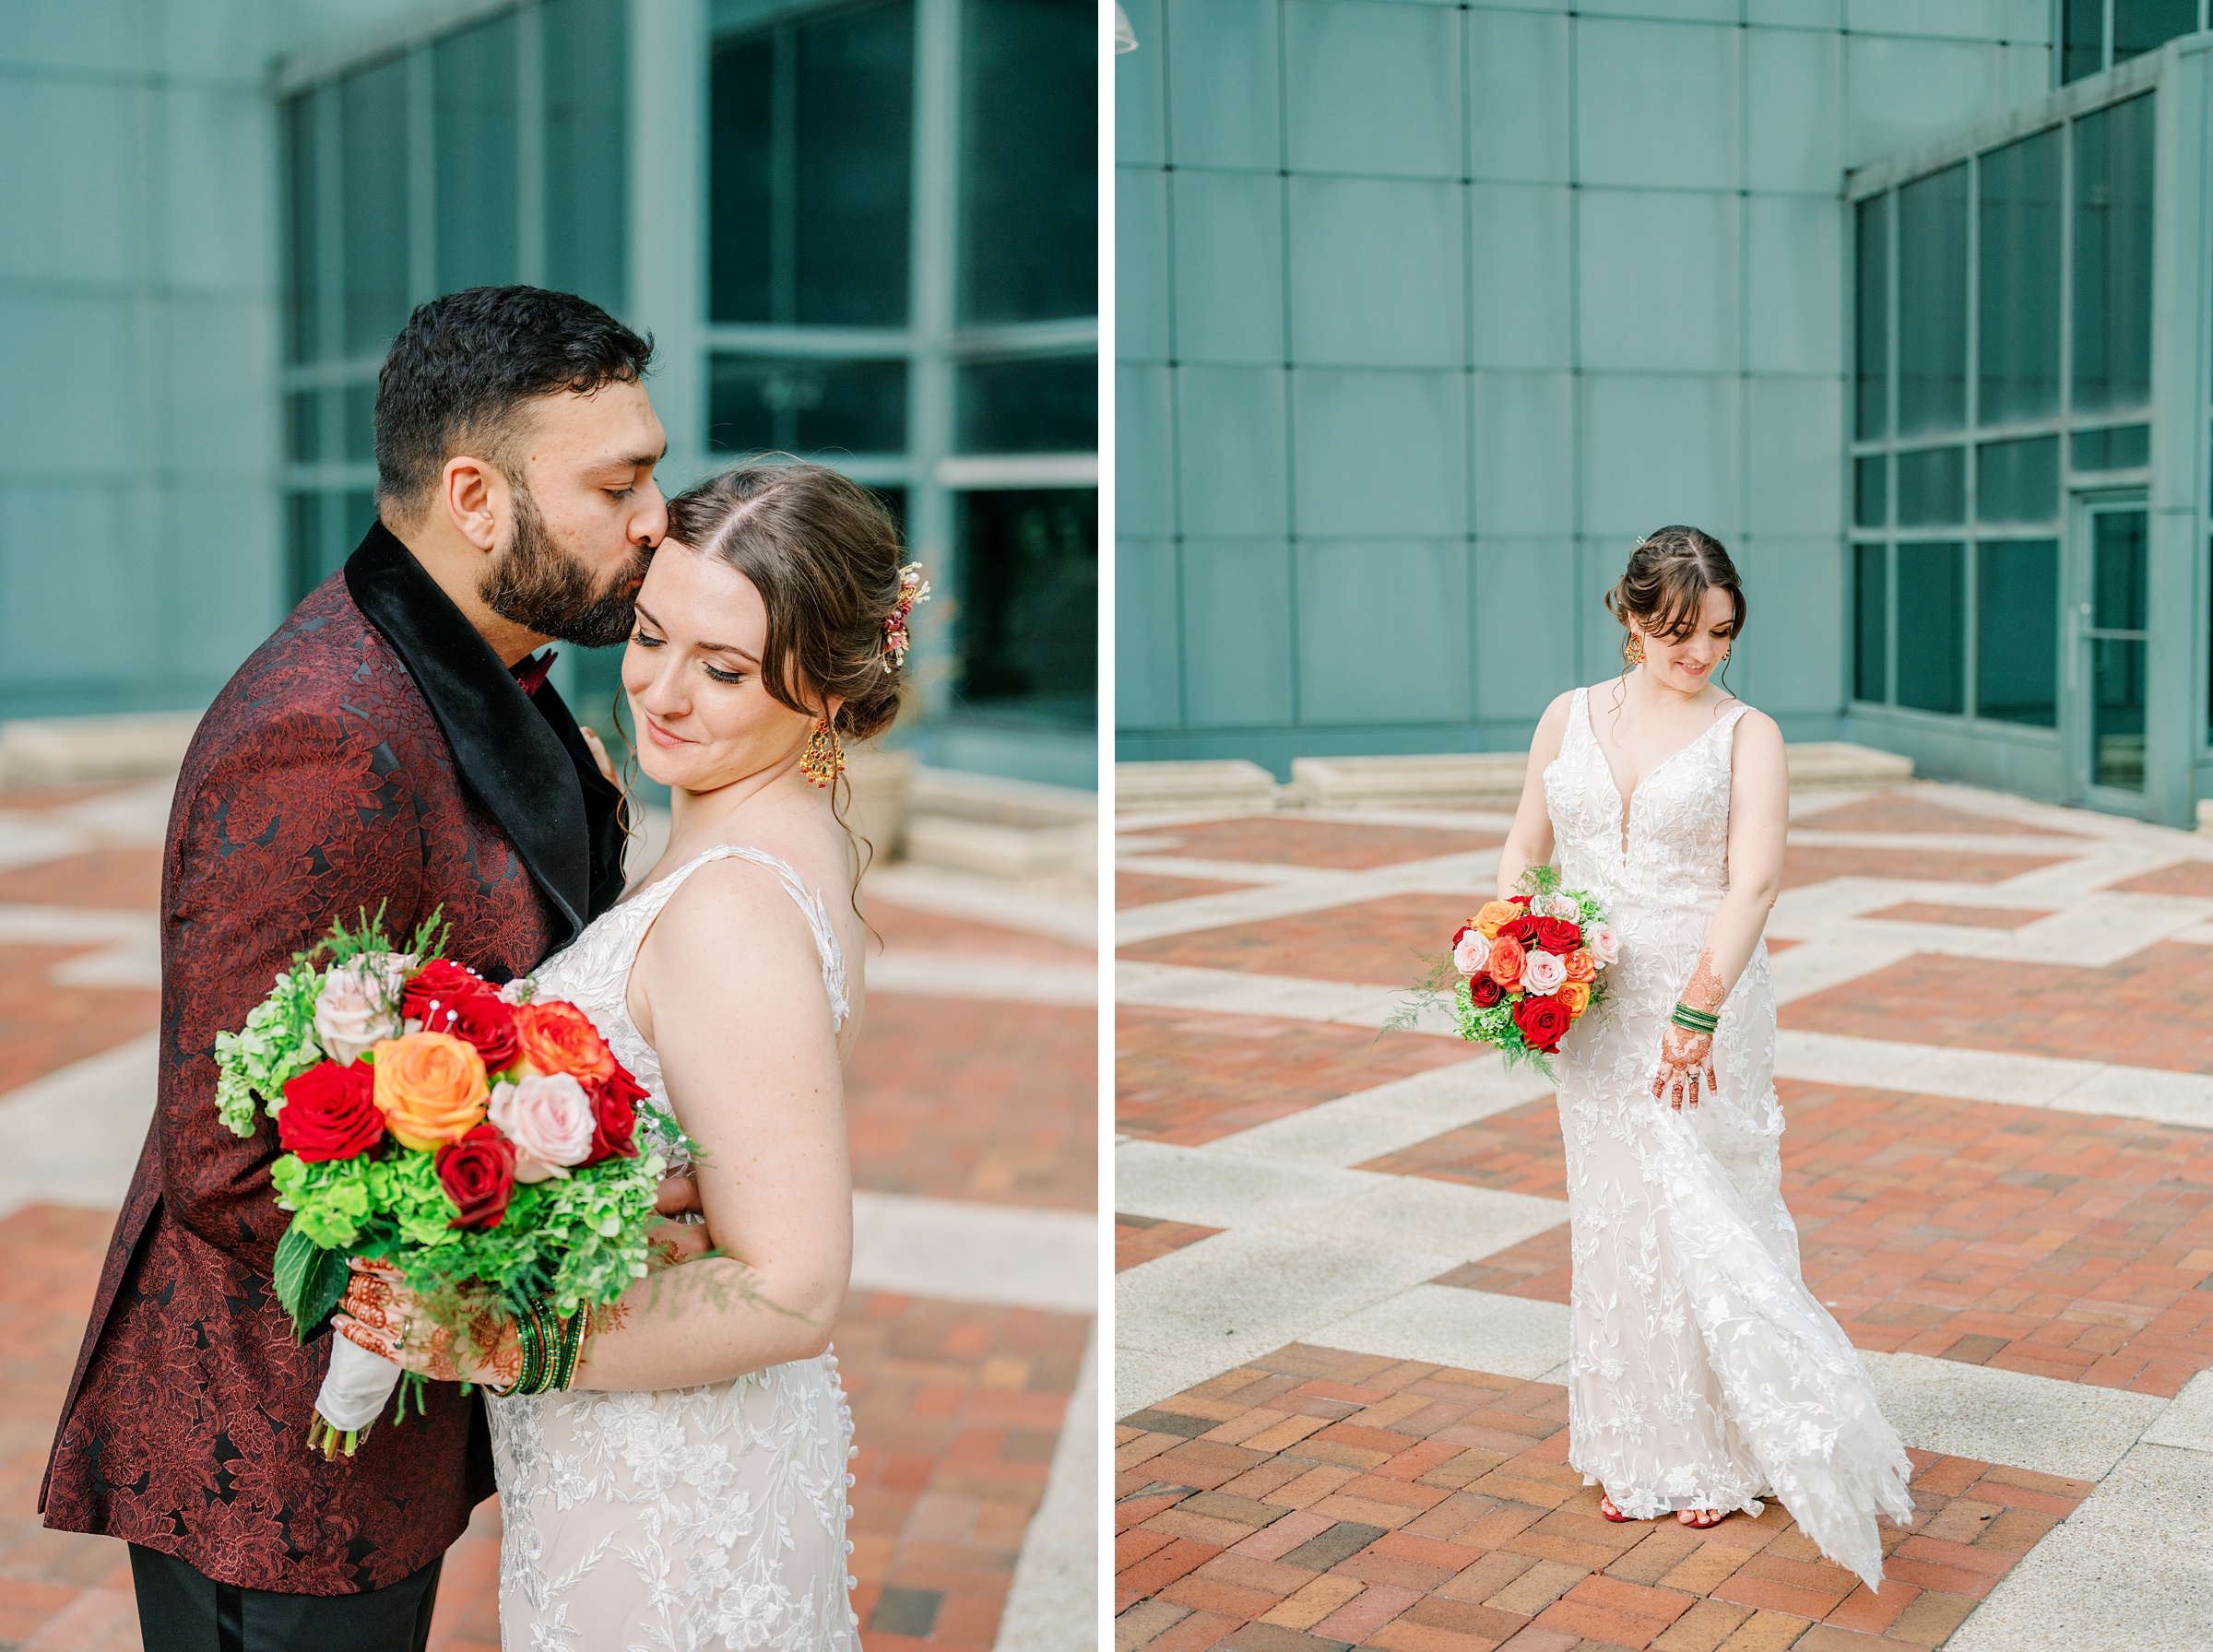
[1115,785,2213,1651]
[0,776,1096,1652]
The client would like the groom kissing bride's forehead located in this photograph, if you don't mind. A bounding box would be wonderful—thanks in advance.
[43,288,670,1648]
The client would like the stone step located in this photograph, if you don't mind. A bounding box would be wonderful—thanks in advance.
[1118,742,1917,815]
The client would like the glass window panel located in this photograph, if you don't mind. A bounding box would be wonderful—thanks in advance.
[344,384,377,465]
[1899,163,1968,435]
[2072,422,2151,470]
[1978,128,2062,425]
[960,0,1095,324]
[1896,445,1966,525]
[2092,506,2149,631]
[1854,542,1888,703]
[2064,0,2106,83]
[2092,637,2148,787]
[285,93,322,363]
[340,58,411,355]
[2115,0,2199,63]
[544,0,629,313]
[957,355,1095,453]
[706,354,908,454]
[1976,434,2059,522]
[287,491,325,604]
[1855,195,1888,440]
[955,488,1097,721]
[1853,454,1888,528]
[434,13,520,294]
[342,489,378,553]
[287,392,323,466]
[707,2,915,326]
[2074,93,2156,414]
[1896,541,1965,714]
[1975,539,2059,726]
[708,34,772,323]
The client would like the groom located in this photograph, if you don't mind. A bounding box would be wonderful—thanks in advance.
[41,288,665,1649]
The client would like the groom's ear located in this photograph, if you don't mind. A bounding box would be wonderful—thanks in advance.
[442,454,507,555]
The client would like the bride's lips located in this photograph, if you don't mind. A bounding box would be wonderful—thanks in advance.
[643,717,692,749]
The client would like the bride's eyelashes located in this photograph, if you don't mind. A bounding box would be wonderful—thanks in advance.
[633,627,666,648]
[702,663,746,685]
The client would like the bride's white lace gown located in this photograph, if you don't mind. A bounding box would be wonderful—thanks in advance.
[488,844,860,1651]
[1544,687,1911,1589]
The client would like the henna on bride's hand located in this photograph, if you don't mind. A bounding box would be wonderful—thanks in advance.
[1682,950,1726,1015]
[1651,1025,1715,1112]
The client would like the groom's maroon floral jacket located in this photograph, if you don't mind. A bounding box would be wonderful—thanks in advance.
[41,524,627,1593]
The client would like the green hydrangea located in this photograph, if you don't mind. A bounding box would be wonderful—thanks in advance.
[212,962,326,1137]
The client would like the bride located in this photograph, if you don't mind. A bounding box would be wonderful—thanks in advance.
[337,461,925,1648]
[1498,526,1911,1588]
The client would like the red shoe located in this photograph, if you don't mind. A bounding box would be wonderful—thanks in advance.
[1599,1493,1638,1523]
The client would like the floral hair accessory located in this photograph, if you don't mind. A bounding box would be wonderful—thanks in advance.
[883,562,930,669]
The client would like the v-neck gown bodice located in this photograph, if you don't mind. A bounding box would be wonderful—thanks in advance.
[1543,688,1911,1588]
[486,844,859,1651]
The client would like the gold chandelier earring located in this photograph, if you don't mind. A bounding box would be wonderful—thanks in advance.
[1625,632,1647,667]
[799,719,843,788]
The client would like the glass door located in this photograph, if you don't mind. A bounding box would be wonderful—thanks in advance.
[2069,499,2150,806]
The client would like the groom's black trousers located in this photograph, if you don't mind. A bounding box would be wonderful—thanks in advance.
[128,1546,442,1652]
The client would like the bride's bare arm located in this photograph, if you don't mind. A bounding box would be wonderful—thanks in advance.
[572,860,854,1390]
[1653,711,1788,1108]
[1497,690,1577,896]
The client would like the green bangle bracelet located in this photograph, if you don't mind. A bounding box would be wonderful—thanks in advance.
[1670,1003,1720,1033]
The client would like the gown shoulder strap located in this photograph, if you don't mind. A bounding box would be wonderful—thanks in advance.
[637,844,850,1029]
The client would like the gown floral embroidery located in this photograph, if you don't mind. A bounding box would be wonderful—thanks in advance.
[488,844,859,1651]
[1544,687,1912,1590]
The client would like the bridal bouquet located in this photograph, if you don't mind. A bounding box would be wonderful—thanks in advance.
[213,909,673,1456]
[1396,867,1615,1077]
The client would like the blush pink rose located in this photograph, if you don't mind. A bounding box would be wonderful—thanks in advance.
[1452,930,1491,976]
[488,1073,597,1183]
[1521,950,1568,995]
[314,954,410,1065]
[1587,922,1620,965]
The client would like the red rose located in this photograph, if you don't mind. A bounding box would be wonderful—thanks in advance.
[1497,914,1541,945]
[444,992,520,1070]
[1532,916,1581,954]
[1450,922,1472,950]
[1513,994,1572,1051]
[278,1060,385,1162]
[402,959,490,1027]
[435,1125,516,1230]
[1469,975,1505,1009]
[1509,894,1533,906]
[585,1067,648,1164]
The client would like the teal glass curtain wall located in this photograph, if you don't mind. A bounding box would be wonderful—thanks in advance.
[281,1,630,603]
[1115,3,2058,773]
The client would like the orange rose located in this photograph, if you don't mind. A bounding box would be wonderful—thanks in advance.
[1474,900,1520,939]
[372,1032,489,1150]
[513,1001,617,1083]
[1487,935,1526,989]
[1558,979,1592,1017]
[1563,949,1596,984]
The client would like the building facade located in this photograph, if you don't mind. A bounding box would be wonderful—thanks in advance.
[1115,0,2213,827]
[3,0,1097,788]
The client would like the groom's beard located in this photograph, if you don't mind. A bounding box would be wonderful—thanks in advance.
[479,486,649,650]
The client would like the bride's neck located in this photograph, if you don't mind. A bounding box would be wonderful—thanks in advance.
[1625,666,1708,714]
[666,759,815,848]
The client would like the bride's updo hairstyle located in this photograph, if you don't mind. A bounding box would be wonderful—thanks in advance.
[660,461,912,874]
[1605,525,1747,662]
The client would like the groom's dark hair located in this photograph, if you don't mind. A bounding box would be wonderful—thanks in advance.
[373,286,654,525]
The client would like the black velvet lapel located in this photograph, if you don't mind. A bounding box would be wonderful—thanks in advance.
[344,523,627,940]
